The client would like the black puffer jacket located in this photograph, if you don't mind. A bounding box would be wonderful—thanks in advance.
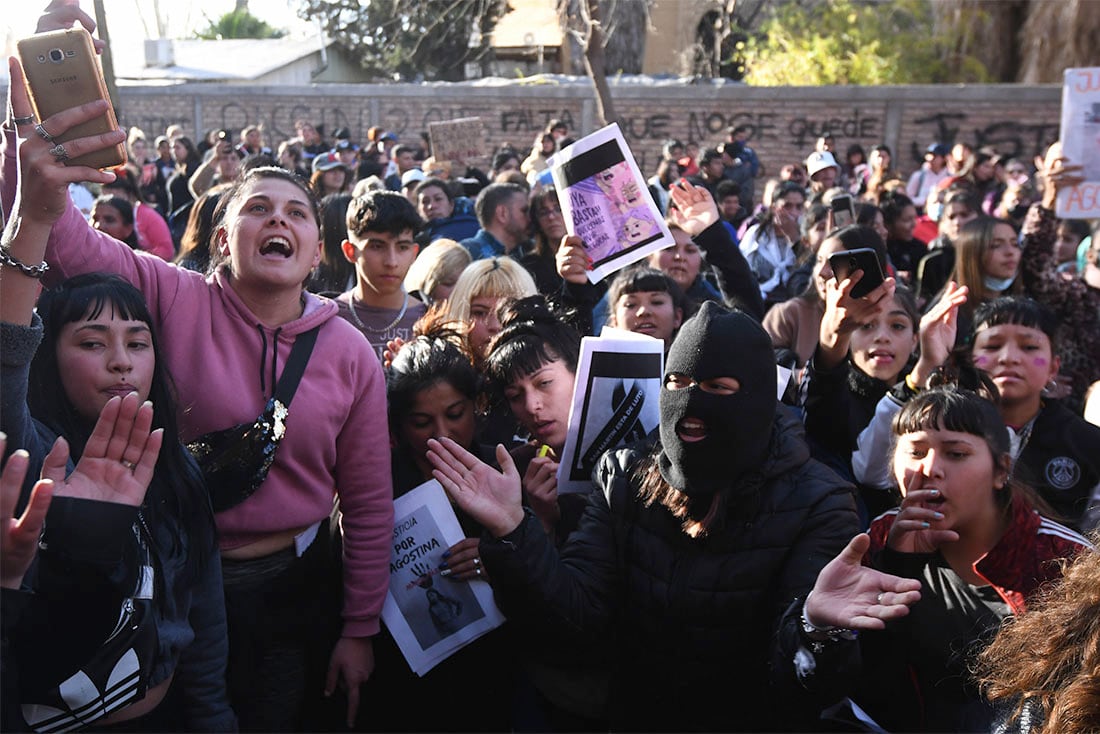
[481,409,859,731]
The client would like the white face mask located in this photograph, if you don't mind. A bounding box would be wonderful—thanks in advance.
[927,200,944,222]
[984,274,1017,293]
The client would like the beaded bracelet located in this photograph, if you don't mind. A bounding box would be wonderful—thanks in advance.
[0,247,50,279]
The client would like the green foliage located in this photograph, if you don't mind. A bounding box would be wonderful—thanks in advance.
[296,0,509,82]
[743,0,992,85]
[196,10,286,40]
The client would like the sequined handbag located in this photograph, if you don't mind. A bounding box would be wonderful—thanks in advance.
[188,326,320,512]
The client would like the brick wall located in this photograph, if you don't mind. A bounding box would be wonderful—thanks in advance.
[26,79,1063,188]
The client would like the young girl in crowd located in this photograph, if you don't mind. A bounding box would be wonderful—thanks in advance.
[853,296,1100,532]
[363,321,511,732]
[738,180,805,305]
[807,386,1091,732]
[91,195,141,251]
[403,238,471,306]
[764,224,893,367]
[1,271,232,731]
[5,68,392,730]
[305,192,355,295]
[2,58,233,732]
[523,187,567,295]
[440,257,538,364]
[604,266,688,351]
[879,191,923,283]
[942,215,1022,344]
[555,182,762,336]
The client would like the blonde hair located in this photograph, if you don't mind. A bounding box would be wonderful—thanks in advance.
[404,239,471,304]
[442,258,537,323]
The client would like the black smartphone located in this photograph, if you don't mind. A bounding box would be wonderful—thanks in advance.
[830,193,854,229]
[828,247,885,299]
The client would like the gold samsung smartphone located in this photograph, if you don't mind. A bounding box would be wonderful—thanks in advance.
[17,28,126,169]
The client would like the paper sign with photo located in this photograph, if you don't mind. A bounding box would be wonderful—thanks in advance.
[1057,68,1100,218]
[429,117,485,163]
[556,328,664,494]
[381,480,505,676]
[548,123,674,283]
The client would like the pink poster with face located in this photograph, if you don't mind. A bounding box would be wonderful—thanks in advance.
[549,123,674,283]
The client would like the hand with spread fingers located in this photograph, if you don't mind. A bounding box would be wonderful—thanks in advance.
[667,180,720,236]
[6,56,123,226]
[907,280,968,388]
[818,272,897,368]
[804,533,923,631]
[0,434,55,590]
[40,392,163,507]
[426,437,524,538]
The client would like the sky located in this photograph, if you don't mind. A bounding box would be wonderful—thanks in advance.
[3,0,315,49]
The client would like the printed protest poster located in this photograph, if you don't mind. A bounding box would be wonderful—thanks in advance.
[381,480,505,675]
[428,117,485,163]
[548,123,673,283]
[1057,68,1100,218]
[556,328,664,494]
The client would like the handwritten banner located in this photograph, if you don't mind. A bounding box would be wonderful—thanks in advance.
[428,117,485,163]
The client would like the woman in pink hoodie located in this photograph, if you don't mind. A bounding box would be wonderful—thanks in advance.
[4,56,391,731]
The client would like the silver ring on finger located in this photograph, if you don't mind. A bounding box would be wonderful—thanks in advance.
[876,592,884,604]
[120,459,136,471]
[473,557,480,567]
[34,123,55,142]
[475,567,482,576]
[12,114,37,126]
[49,143,70,161]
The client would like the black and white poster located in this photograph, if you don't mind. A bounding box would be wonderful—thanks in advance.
[381,480,505,675]
[556,328,664,494]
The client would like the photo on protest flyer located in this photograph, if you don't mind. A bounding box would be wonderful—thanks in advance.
[556,329,664,494]
[548,123,674,283]
[381,480,505,675]
[1057,67,1100,218]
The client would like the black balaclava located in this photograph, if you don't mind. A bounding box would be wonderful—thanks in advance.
[658,302,777,496]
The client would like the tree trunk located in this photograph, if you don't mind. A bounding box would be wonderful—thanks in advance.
[235,0,249,12]
[92,0,122,119]
[602,0,648,74]
[583,0,617,126]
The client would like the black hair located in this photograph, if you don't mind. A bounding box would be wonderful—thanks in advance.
[829,224,888,271]
[485,295,580,390]
[30,274,215,590]
[387,323,481,442]
[475,182,526,229]
[93,195,140,250]
[697,147,722,167]
[972,296,1060,351]
[714,180,741,201]
[607,265,691,321]
[241,153,277,173]
[309,193,355,294]
[528,187,563,257]
[346,189,423,239]
[879,191,915,227]
[491,150,520,173]
[103,166,140,200]
[391,143,416,158]
[893,386,1010,461]
[174,185,227,274]
[414,177,454,204]
[855,202,881,228]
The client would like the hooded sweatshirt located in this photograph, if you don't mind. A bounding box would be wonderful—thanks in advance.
[34,192,393,638]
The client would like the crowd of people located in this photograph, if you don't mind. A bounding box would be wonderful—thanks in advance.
[2,3,1100,733]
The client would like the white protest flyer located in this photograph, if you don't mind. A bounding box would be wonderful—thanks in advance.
[1057,68,1100,218]
[428,117,485,164]
[556,328,664,494]
[548,123,674,284]
[381,480,505,676]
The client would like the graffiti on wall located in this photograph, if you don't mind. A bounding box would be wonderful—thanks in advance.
[908,112,1060,165]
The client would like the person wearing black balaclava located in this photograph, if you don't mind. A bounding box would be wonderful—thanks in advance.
[426,302,919,731]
